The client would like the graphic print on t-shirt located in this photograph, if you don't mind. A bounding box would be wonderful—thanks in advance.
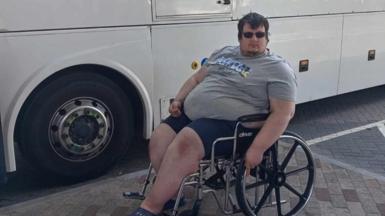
[210,56,251,78]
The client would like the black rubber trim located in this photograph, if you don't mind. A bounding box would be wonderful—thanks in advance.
[0,116,8,184]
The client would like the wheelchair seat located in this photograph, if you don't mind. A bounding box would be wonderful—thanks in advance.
[124,114,315,216]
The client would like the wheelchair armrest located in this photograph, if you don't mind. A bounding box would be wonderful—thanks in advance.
[237,113,269,123]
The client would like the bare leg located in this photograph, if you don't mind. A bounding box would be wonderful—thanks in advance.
[140,127,205,214]
[149,123,176,172]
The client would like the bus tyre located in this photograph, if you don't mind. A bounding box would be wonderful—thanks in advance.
[19,71,133,180]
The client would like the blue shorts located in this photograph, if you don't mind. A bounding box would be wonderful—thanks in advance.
[162,113,259,158]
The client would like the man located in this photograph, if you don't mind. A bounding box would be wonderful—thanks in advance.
[129,12,297,216]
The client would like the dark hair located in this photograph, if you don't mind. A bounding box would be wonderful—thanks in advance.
[238,12,269,41]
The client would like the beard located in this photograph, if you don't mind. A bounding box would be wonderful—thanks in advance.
[243,49,265,57]
[245,51,260,56]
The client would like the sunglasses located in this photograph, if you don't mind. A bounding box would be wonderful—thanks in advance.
[243,31,266,39]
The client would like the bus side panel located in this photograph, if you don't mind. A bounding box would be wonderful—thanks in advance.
[234,0,385,18]
[0,27,153,172]
[268,15,343,103]
[151,22,238,124]
[151,15,343,123]
[0,0,151,31]
[338,12,385,94]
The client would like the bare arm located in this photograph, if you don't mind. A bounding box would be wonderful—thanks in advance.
[244,98,295,174]
[169,67,209,116]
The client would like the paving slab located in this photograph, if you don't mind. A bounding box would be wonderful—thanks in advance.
[311,128,385,178]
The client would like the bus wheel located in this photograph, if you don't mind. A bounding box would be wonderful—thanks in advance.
[19,71,134,180]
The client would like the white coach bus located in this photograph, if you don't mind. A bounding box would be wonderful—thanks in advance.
[1,0,385,180]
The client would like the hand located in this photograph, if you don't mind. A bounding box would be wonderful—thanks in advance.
[244,146,264,176]
[168,100,182,117]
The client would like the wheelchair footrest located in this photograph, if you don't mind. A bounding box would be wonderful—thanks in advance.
[122,192,145,200]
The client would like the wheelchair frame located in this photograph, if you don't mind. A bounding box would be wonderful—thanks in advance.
[124,115,315,216]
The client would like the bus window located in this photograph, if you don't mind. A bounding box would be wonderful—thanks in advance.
[153,0,232,21]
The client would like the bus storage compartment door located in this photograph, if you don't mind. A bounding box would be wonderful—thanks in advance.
[153,0,232,21]
[338,12,385,94]
[0,116,7,184]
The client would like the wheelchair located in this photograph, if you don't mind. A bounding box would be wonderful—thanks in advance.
[124,114,315,216]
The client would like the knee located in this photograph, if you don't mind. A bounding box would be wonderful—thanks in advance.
[149,124,174,151]
[171,128,205,160]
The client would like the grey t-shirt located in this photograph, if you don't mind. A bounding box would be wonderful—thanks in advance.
[184,46,297,121]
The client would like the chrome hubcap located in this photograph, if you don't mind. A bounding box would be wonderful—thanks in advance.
[49,98,113,162]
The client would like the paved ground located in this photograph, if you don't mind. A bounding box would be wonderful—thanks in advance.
[2,85,385,215]
[289,85,385,182]
[1,157,385,216]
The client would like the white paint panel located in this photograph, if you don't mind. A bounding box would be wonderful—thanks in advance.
[0,27,154,171]
[154,0,232,17]
[338,12,385,94]
[234,0,385,18]
[268,16,343,103]
[0,0,151,31]
[151,22,238,124]
[350,0,385,12]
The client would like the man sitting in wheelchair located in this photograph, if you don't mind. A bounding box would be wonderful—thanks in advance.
[129,12,298,216]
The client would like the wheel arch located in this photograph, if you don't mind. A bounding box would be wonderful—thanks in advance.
[6,61,152,171]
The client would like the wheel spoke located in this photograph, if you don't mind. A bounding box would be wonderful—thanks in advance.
[254,184,274,214]
[245,180,268,189]
[256,164,272,180]
[275,186,283,216]
[281,142,299,169]
[286,166,309,176]
[283,182,306,201]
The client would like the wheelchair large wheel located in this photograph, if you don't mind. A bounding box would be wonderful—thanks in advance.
[235,131,315,216]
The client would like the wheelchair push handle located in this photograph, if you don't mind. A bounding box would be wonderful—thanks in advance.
[237,113,269,123]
